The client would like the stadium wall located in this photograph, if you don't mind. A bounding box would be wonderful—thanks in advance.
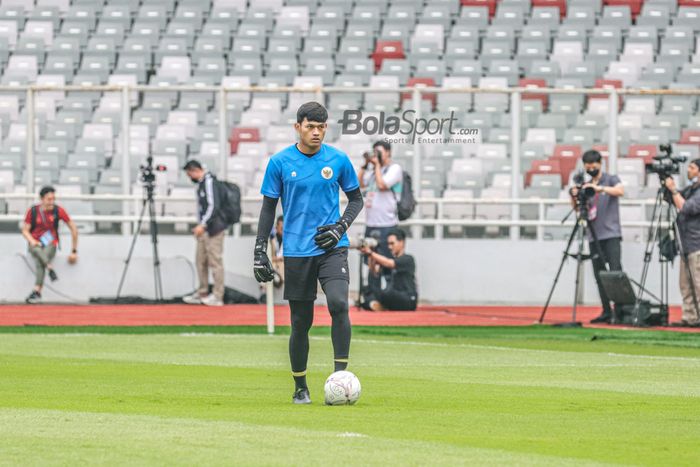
[0,234,682,306]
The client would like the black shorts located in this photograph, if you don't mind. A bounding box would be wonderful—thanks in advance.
[283,248,349,301]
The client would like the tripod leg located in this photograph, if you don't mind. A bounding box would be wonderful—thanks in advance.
[148,195,164,301]
[634,189,666,325]
[116,198,149,300]
[539,221,580,323]
[571,220,588,326]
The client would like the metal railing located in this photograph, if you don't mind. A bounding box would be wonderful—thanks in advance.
[1,83,697,239]
[0,191,665,241]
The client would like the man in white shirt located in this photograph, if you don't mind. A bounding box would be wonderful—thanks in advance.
[358,141,403,291]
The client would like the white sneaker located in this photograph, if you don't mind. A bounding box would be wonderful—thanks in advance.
[201,294,224,307]
[182,292,204,305]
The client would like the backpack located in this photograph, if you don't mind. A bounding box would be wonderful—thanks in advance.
[394,171,417,221]
[30,205,60,245]
[214,178,242,226]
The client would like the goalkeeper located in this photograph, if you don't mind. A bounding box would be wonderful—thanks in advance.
[253,102,363,404]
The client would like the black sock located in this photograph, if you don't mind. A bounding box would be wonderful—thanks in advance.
[293,374,307,390]
[323,279,351,372]
[289,300,314,389]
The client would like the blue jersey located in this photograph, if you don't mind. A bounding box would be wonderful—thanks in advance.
[261,143,360,257]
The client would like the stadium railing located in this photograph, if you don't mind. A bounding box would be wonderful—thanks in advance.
[1,84,699,240]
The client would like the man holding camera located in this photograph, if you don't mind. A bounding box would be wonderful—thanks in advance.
[358,141,403,290]
[360,229,417,311]
[21,186,79,303]
[182,160,228,307]
[570,150,625,324]
[664,159,700,327]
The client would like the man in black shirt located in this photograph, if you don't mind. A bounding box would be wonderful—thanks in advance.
[181,160,228,307]
[664,159,700,327]
[360,228,418,311]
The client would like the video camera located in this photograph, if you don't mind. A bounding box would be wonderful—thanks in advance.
[650,144,687,181]
[571,171,596,205]
[139,156,168,187]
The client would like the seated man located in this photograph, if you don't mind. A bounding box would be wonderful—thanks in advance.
[360,229,418,311]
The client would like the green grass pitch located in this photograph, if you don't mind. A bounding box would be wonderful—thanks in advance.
[0,326,699,466]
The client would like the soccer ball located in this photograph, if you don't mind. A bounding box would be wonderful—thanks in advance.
[324,371,361,406]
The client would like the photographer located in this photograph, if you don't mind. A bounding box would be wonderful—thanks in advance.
[360,229,417,311]
[570,150,625,324]
[358,141,403,290]
[664,159,700,327]
[182,160,228,307]
[21,186,79,303]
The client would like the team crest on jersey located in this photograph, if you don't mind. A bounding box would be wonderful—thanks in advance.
[291,171,297,178]
[321,167,333,179]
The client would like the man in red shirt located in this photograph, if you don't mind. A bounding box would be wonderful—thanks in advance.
[21,186,79,303]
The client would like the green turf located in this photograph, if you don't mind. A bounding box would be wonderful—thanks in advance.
[1,328,699,465]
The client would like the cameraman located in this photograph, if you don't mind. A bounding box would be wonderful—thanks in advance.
[182,160,227,307]
[358,141,403,290]
[360,229,417,311]
[664,159,700,327]
[21,186,79,303]
[570,150,625,324]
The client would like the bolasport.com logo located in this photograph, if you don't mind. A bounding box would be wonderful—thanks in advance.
[337,110,480,145]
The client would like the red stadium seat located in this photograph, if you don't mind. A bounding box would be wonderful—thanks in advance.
[461,0,497,17]
[519,78,548,111]
[678,0,700,6]
[371,41,405,72]
[553,145,582,160]
[590,79,623,107]
[403,78,437,110]
[525,159,564,187]
[229,127,260,155]
[605,0,642,18]
[627,145,658,165]
[680,130,700,146]
[532,0,567,18]
[552,145,582,182]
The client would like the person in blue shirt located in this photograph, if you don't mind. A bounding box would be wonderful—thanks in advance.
[253,102,364,404]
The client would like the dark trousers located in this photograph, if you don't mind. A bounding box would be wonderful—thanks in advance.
[589,237,622,317]
[364,225,396,291]
[377,288,417,311]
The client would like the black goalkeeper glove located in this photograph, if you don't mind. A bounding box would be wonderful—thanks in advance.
[314,220,349,251]
[253,236,275,283]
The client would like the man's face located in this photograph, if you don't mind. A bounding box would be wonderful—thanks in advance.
[42,192,56,210]
[186,168,203,182]
[689,163,700,182]
[276,219,283,232]
[374,146,392,166]
[387,235,404,257]
[295,118,326,150]
[583,161,602,175]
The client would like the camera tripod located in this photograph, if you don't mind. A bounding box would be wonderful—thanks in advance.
[539,203,609,326]
[116,171,164,302]
[634,184,700,325]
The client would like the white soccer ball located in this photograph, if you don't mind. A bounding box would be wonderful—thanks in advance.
[324,370,361,406]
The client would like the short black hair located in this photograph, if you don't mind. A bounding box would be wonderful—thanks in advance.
[276,215,284,223]
[388,228,406,242]
[373,140,391,152]
[582,149,602,164]
[183,159,203,171]
[690,158,700,170]
[296,102,328,124]
[39,185,55,198]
